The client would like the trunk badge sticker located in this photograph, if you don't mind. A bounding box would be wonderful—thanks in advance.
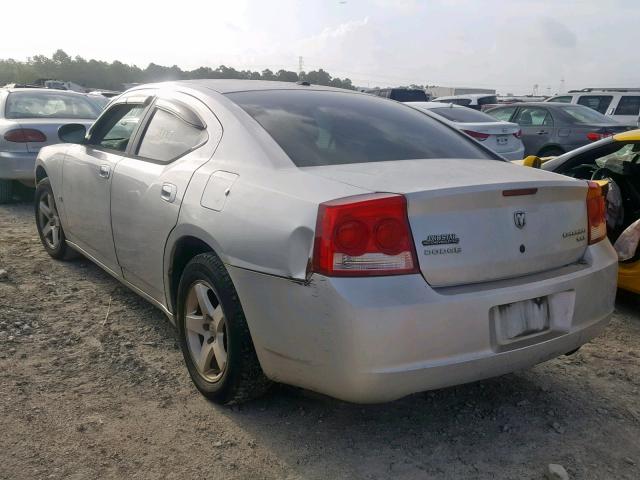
[422,233,460,246]
[514,211,526,229]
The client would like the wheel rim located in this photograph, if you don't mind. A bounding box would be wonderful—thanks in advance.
[38,192,61,249]
[184,281,228,382]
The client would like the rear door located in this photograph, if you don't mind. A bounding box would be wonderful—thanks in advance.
[110,93,222,303]
[512,106,554,155]
[62,99,149,273]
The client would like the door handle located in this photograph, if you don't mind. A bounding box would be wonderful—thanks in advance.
[536,130,548,135]
[98,164,111,178]
[160,183,177,203]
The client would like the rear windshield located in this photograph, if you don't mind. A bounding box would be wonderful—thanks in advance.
[227,90,494,167]
[478,95,498,106]
[389,89,428,102]
[5,91,101,119]
[429,106,499,123]
[558,105,612,124]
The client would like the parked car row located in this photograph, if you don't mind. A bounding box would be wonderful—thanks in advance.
[30,80,621,405]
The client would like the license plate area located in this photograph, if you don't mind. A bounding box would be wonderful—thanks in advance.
[490,291,575,351]
[496,135,509,145]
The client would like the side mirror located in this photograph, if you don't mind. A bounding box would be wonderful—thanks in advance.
[58,123,87,144]
[522,155,542,168]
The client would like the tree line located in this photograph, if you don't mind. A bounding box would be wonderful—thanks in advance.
[0,49,356,92]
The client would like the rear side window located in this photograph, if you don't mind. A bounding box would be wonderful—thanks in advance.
[429,106,499,123]
[547,96,572,103]
[5,91,100,119]
[558,105,611,124]
[443,98,472,106]
[577,95,612,114]
[614,96,640,116]
[136,108,206,162]
[486,106,516,122]
[227,90,495,167]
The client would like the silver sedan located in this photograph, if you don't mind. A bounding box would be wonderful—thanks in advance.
[34,80,618,404]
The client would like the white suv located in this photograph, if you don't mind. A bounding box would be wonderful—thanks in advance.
[546,88,640,127]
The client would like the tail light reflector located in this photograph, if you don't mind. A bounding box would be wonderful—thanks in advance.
[513,129,522,139]
[4,128,47,143]
[313,193,419,276]
[462,130,490,141]
[586,181,606,245]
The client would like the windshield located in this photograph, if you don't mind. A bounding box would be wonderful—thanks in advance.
[558,105,612,124]
[5,91,101,119]
[227,90,495,167]
[429,106,499,123]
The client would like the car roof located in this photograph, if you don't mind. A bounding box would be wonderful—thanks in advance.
[129,79,350,95]
[1,87,92,96]
[435,94,495,100]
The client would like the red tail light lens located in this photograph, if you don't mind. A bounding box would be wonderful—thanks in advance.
[462,130,490,141]
[313,193,419,276]
[586,181,606,245]
[4,128,47,143]
[586,132,613,142]
[513,129,522,139]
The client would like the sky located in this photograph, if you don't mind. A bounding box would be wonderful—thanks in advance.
[0,0,638,94]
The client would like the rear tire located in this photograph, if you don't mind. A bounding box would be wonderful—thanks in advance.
[0,179,13,203]
[35,178,69,260]
[176,252,271,404]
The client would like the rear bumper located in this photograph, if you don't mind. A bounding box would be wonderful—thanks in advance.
[619,260,640,294]
[228,241,618,403]
[0,151,37,181]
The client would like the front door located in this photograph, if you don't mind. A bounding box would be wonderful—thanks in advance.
[110,94,222,303]
[62,102,148,273]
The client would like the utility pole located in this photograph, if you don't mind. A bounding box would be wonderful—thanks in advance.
[298,56,304,77]
[560,77,565,94]
[532,84,539,96]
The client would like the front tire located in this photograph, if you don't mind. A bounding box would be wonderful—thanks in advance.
[35,178,69,259]
[176,252,271,404]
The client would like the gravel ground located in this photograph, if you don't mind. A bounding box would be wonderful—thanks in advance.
[1,200,639,480]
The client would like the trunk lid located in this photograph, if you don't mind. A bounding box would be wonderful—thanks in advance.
[305,158,589,287]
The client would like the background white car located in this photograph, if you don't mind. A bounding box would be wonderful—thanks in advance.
[545,88,640,127]
[432,93,498,110]
[409,101,525,160]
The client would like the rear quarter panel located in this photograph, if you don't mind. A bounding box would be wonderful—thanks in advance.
[35,144,70,219]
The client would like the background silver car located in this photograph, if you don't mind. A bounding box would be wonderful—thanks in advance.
[485,102,629,157]
[34,80,617,404]
[0,87,101,202]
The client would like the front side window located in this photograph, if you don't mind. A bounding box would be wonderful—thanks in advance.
[486,106,516,122]
[514,107,553,126]
[577,95,613,114]
[614,96,640,116]
[547,96,572,103]
[227,90,495,167]
[5,91,100,119]
[136,108,207,162]
[89,103,146,152]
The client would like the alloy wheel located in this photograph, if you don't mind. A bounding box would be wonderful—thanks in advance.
[38,193,61,249]
[184,281,228,382]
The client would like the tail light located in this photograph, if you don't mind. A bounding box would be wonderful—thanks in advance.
[313,193,419,276]
[586,181,606,245]
[4,128,47,143]
[513,129,522,139]
[586,131,613,142]
[462,130,490,141]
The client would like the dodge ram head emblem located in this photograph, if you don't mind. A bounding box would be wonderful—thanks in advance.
[513,211,526,229]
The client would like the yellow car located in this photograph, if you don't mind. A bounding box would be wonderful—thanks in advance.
[522,130,640,294]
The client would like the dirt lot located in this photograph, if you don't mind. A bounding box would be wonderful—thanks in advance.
[1,200,639,480]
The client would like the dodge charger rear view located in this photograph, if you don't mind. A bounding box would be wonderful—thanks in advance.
[34,80,618,403]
